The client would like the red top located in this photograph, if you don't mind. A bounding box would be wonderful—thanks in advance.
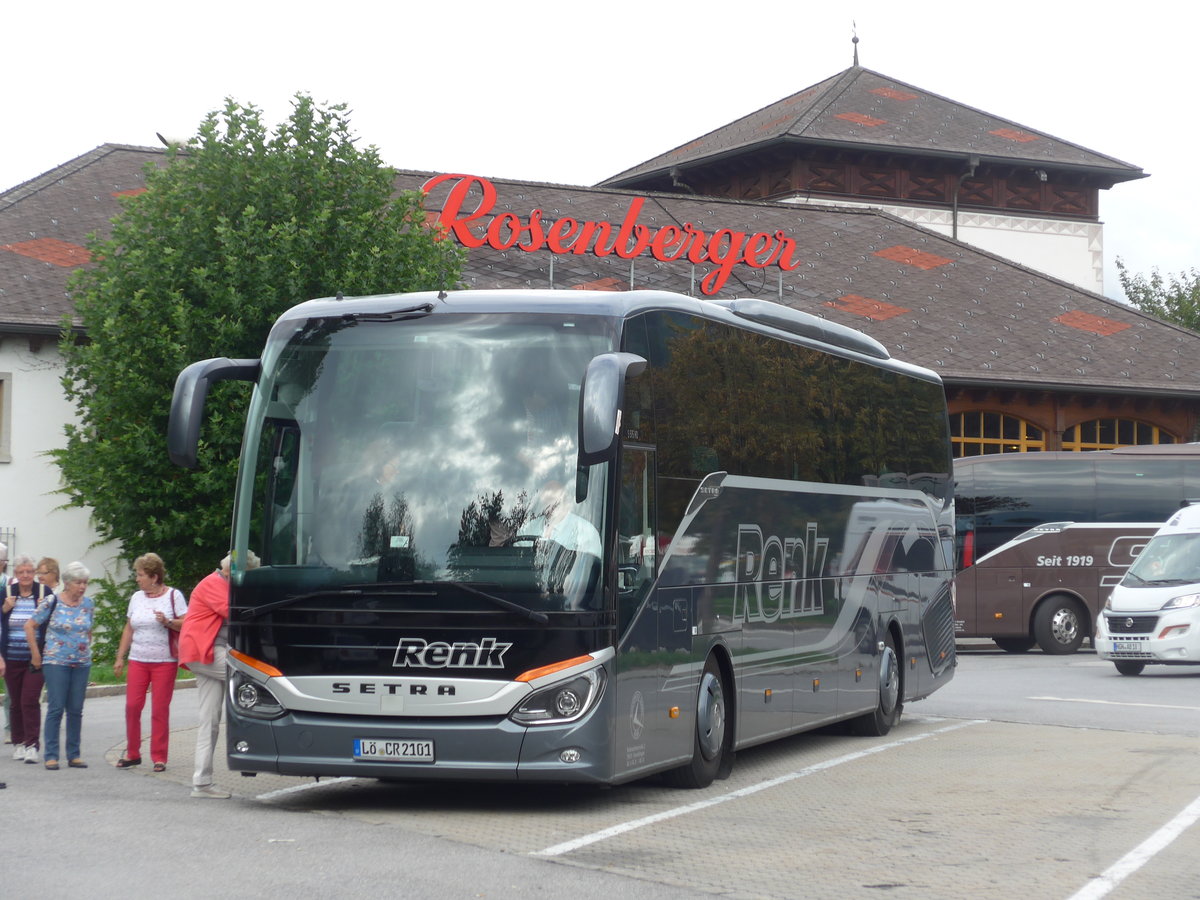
[177,570,228,668]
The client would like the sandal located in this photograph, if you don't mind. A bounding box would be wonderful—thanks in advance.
[153,762,166,773]
[115,757,141,768]
[44,760,60,770]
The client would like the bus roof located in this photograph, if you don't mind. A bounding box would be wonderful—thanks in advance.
[272,289,940,382]
[955,443,1200,468]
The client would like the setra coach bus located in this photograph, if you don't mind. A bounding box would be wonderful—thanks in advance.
[168,289,957,788]
[954,444,1200,653]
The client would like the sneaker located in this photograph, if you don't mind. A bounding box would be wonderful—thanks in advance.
[12,745,23,760]
[190,784,231,799]
[23,745,38,764]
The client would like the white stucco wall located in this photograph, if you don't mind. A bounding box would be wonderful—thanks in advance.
[784,197,1105,296]
[0,336,125,582]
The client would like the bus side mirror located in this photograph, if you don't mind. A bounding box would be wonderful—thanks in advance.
[168,357,261,468]
[577,352,647,467]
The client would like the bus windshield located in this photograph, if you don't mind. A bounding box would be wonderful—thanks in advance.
[238,312,614,612]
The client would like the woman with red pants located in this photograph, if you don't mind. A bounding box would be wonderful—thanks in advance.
[113,553,187,772]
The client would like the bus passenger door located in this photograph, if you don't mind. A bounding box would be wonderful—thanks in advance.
[613,444,678,778]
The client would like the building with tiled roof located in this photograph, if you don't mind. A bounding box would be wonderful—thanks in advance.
[601,65,1147,297]
[0,69,1195,576]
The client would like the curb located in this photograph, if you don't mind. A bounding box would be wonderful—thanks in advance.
[85,678,196,699]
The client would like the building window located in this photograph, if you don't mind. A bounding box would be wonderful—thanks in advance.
[951,411,1045,456]
[0,372,11,463]
[1061,418,1176,451]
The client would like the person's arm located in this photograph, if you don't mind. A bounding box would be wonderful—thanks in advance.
[113,620,133,676]
[0,653,6,677]
[23,617,43,670]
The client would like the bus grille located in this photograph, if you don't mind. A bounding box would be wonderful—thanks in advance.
[922,590,956,675]
[1104,615,1157,635]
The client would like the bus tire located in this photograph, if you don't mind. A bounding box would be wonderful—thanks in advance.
[1114,661,1146,676]
[851,632,902,737]
[662,655,729,789]
[1033,596,1087,654]
[994,637,1035,653]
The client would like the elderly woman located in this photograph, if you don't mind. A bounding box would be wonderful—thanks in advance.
[36,557,63,594]
[1,554,55,764]
[26,562,94,769]
[113,553,187,772]
[178,550,259,798]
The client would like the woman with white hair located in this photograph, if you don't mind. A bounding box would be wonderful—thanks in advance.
[177,549,260,798]
[1,554,55,763]
[26,561,94,769]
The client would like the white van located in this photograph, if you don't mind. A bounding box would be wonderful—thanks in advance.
[1095,504,1200,675]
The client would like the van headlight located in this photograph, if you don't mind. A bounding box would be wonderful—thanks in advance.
[510,668,606,726]
[1162,593,1200,610]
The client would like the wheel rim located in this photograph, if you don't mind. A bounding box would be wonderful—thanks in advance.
[879,645,899,716]
[1051,607,1080,646]
[697,671,726,761]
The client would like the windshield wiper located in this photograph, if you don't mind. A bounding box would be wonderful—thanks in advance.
[343,303,435,323]
[448,581,549,625]
[236,581,549,625]
[238,588,366,620]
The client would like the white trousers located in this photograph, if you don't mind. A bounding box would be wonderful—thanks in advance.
[187,646,227,788]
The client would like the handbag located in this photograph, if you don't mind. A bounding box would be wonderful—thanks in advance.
[166,588,181,659]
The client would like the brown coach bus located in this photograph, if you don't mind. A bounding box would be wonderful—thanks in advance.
[954,444,1200,653]
[954,521,1160,653]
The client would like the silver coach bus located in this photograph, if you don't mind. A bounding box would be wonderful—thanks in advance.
[169,289,956,788]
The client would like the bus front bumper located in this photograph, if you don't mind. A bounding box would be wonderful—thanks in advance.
[225,706,616,784]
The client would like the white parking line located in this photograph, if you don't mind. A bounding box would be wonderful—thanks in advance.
[531,719,985,857]
[256,776,357,800]
[1066,791,1200,900]
[1031,696,1200,712]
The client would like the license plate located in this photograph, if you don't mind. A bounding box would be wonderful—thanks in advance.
[1111,641,1142,652]
[353,738,435,763]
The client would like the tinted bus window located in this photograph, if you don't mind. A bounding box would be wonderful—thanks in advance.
[957,455,1096,561]
[1094,459,1185,522]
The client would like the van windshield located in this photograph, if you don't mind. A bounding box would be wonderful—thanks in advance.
[1122,532,1200,585]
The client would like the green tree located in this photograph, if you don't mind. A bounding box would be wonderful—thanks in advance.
[54,94,464,615]
[1117,259,1200,331]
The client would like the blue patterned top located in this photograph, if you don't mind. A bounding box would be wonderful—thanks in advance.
[31,596,95,666]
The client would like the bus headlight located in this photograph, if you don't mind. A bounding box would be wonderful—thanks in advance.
[229,671,286,720]
[1162,593,1200,610]
[510,668,606,726]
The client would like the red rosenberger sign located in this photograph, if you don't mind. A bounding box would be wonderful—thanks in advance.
[422,174,803,296]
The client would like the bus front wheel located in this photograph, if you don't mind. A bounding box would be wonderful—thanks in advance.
[1033,596,1087,654]
[663,655,729,789]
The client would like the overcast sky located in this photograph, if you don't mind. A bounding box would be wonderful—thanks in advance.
[6,1,1194,302]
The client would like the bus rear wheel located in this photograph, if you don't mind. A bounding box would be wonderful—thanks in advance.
[1033,596,1087,654]
[663,655,729,789]
[1114,661,1146,676]
[851,633,902,737]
